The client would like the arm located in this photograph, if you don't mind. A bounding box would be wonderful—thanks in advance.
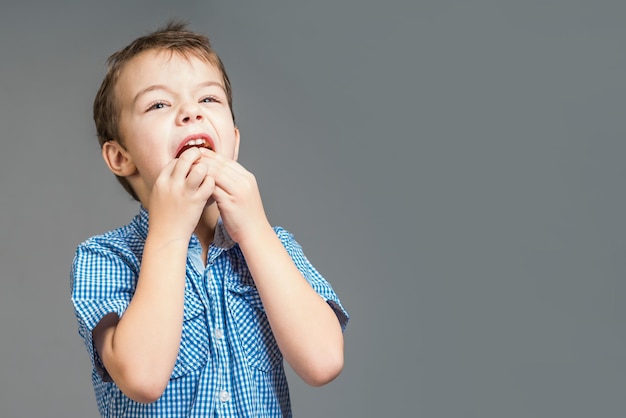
[93,235,188,403]
[93,148,214,403]
[202,149,345,386]
[240,227,345,386]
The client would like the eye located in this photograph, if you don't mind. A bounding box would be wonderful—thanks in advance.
[200,95,220,104]
[146,101,168,111]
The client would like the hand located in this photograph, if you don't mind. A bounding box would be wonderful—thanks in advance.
[197,148,271,244]
[147,147,215,239]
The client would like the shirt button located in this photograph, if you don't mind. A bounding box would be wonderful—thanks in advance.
[214,328,224,340]
[219,390,231,402]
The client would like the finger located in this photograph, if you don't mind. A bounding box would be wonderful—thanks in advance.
[210,185,230,203]
[197,172,216,199]
[185,161,209,189]
[219,166,257,198]
[199,155,248,195]
[172,147,203,180]
[156,158,178,179]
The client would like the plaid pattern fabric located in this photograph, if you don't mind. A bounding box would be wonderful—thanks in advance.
[71,207,349,417]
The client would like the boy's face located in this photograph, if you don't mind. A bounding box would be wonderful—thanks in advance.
[112,49,239,201]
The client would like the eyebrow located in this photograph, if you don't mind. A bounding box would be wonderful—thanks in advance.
[132,81,226,105]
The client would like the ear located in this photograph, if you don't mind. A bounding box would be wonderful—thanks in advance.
[102,140,136,177]
[233,126,241,161]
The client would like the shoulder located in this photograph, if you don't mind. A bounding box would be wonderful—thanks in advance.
[71,223,143,294]
[272,225,294,241]
[77,225,134,254]
[76,209,148,252]
[272,226,304,252]
[73,220,144,272]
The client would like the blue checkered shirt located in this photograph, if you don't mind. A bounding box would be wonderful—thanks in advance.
[71,207,349,417]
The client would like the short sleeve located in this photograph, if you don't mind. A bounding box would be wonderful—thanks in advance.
[70,238,139,379]
[274,227,349,331]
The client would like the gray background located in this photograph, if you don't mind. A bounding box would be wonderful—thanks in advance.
[1,1,624,417]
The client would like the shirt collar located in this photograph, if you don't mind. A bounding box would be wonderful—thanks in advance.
[211,217,236,249]
[133,206,236,250]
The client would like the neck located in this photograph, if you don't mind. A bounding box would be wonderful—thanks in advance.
[194,203,220,260]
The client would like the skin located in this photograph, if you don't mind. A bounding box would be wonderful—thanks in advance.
[94,49,344,403]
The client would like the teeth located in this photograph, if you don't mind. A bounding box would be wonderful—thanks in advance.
[176,138,212,158]
[185,138,206,146]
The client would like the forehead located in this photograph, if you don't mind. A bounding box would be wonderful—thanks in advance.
[114,49,224,100]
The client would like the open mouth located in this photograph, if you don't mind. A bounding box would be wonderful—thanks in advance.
[175,136,214,158]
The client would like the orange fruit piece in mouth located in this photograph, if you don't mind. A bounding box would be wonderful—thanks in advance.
[176,144,203,158]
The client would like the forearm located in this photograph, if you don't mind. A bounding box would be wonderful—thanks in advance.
[101,233,188,401]
[238,225,344,386]
[203,154,344,384]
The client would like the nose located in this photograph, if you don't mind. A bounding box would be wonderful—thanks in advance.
[177,102,203,124]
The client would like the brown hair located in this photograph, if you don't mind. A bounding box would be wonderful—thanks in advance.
[93,20,235,200]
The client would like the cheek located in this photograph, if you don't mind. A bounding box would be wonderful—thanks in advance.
[132,150,170,182]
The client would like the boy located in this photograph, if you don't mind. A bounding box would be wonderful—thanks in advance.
[70,21,349,417]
